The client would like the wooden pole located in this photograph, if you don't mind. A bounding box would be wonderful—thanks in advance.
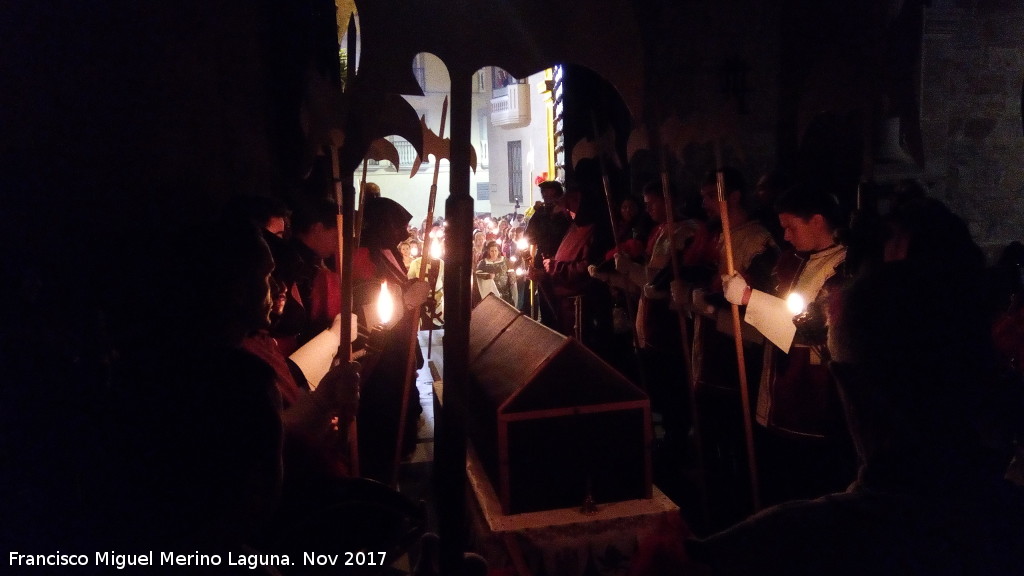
[654,138,709,526]
[336,7,359,477]
[590,114,644,377]
[714,142,761,512]
[391,96,449,488]
[590,115,624,247]
[330,140,359,476]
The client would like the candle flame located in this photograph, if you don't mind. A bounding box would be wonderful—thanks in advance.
[410,245,419,257]
[430,239,442,260]
[516,237,529,251]
[377,280,394,325]
[786,292,806,315]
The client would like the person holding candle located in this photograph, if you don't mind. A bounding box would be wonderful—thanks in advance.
[720,183,856,505]
[408,235,444,328]
[594,181,713,462]
[471,229,487,268]
[529,171,615,353]
[684,167,780,521]
[688,253,1024,576]
[524,180,572,326]
[353,196,432,483]
[507,226,529,310]
[398,238,415,269]
[475,240,516,305]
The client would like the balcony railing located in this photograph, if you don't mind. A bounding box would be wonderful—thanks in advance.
[490,84,531,128]
[367,138,425,172]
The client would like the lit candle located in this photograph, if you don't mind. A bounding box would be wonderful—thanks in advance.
[786,292,806,315]
[516,237,529,251]
[410,245,419,257]
[377,280,394,325]
[430,239,442,260]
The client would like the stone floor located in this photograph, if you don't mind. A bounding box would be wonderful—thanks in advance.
[394,328,444,536]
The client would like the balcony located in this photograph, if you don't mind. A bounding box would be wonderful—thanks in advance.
[490,83,531,129]
[367,138,425,173]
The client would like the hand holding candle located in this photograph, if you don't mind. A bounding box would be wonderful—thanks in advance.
[792,297,827,341]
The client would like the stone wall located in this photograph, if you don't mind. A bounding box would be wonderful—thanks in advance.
[921,1,1024,257]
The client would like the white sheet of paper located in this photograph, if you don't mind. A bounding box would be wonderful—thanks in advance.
[744,289,797,353]
[288,314,351,390]
[476,276,499,299]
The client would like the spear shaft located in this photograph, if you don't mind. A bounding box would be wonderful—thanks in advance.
[392,96,449,488]
[714,142,760,512]
[330,139,359,476]
[649,118,708,527]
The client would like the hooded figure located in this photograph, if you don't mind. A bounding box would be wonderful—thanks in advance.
[352,196,429,483]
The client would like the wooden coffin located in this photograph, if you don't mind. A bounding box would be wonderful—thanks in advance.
[467,295,652,514]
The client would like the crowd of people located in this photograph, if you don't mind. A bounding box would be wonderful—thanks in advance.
[5,161,1024,574]
[484,164,1024,573]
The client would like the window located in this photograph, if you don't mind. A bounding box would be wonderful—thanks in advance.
[413,53,426,93]
[478,110,489,168]
[508,140,523,203]
[474,69,488,93]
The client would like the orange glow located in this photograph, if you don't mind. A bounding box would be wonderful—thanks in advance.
[786,292,806,315]
[377,280,394,325]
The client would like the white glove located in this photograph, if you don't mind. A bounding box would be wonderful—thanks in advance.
[613,252,631,274]
[403,279,432,309]
[722,273,749,306]
[670,279,687,309]
[587,264,608,282]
